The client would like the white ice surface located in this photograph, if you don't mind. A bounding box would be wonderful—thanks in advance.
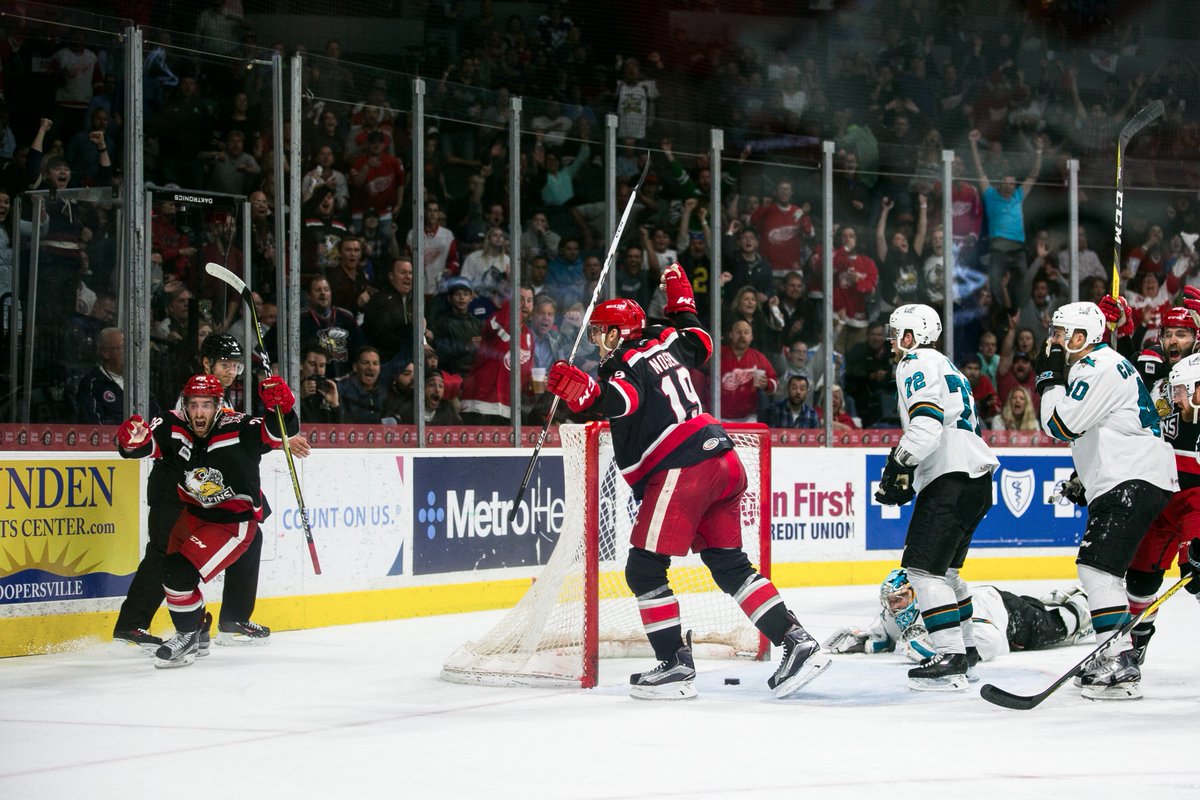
[3,581,1199,800]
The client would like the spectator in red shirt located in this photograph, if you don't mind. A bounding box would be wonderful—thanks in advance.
[997,350,1039,416]
[719,318,777,423]
[832,225,878,353]
[460,286,534,425]
[349,130,405,242]
[750,178,812,278]
[960,354,999,428]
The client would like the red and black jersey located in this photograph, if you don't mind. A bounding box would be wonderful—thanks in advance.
[1161,409,1200,492]
[596,310,733,499]
[1135,344,1166,389]
[119,407,298,523]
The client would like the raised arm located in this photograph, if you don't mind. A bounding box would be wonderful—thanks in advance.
[967,129,990,194]
[1021,137,1044,197]
[875,196,893,261]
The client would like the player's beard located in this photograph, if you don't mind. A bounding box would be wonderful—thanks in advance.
[188,409,217,436]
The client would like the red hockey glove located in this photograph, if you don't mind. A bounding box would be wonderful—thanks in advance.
[661,262,697,315]
[1183,286,1200,326]
[547,360,600,413]
[1097,295,1134,338]
[117,415,150,449]
[258,375,295,414]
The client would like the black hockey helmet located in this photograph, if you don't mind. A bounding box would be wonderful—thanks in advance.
[200,333,243,362]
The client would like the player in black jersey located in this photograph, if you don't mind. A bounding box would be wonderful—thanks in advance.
[116,373,298,668]
[546,263,829,700]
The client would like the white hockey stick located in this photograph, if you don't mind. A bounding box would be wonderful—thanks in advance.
[205,262,322,575]
[1110,100,1164,342]
[506,158,651,524]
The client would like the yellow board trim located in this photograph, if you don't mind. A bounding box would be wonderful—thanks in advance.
[0,556,1079,658]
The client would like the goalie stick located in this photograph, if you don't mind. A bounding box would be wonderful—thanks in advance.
[1110,100,1165,343]
[979,573,1190,710]
[205,261,322,575]
[506,157,651,525]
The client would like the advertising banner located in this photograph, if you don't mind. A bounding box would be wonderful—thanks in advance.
[411,454,565,575]
[0,459,141,604]
[864,451,1083,550]
[769,448,866,562]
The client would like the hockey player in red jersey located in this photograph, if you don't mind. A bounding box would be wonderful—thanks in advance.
[116,373,299,668]
[546,263,830,700]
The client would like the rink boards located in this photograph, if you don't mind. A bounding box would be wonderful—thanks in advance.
[0,445,1081,656]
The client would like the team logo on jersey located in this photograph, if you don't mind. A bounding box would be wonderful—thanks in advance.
[102,390,116,403]
[183,466,235,506]
[702,437,720,450]
[1000,468,1035,518]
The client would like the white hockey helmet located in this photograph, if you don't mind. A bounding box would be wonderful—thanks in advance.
[888,304,942,355]
[1169,352,1200,420]
[1050,301,1106,354]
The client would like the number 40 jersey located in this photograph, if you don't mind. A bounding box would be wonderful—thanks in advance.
[896,349,999,491]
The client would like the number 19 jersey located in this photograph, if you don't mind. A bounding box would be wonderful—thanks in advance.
[896,349,999,491]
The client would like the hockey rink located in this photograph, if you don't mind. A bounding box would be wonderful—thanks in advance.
[2,580,1198,799]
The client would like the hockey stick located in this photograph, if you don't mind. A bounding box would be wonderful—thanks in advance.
[979,573,1190,710]
[506,158,651,524]
[205,262,322,575]
[1110,100,1164,344]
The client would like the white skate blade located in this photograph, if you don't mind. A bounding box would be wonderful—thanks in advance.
[630,681,697,701]
[772,652,831,699]
[153,652,197,670]
[908,673,970,692]
[1080,682,1142,701]
[214,632,270,647]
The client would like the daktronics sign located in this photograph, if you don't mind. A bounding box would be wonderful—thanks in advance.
[412,455,566,575]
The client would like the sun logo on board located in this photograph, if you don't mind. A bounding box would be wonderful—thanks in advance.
[0,540,101,578]
[418,491,445,540]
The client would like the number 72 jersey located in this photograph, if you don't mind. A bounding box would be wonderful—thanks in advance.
[896,349,999,491]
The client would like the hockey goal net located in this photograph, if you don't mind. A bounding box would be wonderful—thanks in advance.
[441,421,771,688]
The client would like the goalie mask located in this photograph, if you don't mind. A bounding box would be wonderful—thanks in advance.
[880,568,920,632]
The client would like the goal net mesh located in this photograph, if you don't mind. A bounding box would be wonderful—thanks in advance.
[441,422,769,688]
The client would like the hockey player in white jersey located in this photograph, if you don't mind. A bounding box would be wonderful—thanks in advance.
[824,568,1093,662]
[875,304,999,691]
[1035,301,1177,700]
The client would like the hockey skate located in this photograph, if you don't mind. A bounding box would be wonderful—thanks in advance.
[1130,623,1155,665]
[112,628,163,654]
[1041,585,1094,644]
[215,619,271,646]
[768,625,830,699]
[154,629,201,669]
[964,646,981,684]
[907,652,969,691]
[630,631,697,700]
[1079,648,1142,700]
[197,612,213,658]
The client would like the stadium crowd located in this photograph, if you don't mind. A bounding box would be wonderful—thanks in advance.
[5,0,1199,431]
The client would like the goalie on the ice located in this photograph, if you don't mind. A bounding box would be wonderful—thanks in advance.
[824,569,1094,662]
[545,263,830,700]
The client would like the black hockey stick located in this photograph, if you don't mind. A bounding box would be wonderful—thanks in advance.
[205,262,322,575]
[980,573,1190,710]
[506,157,651,525]
[1110,100,1164,343]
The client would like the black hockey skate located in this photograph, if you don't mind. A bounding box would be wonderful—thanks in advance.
[1079,648,1142,701]
[197,612,213,658]
[768,625,831,699]
[154,629,200,669]
[1130,623,1155,665]
[630,632,697,700]
[113,628,163,654]
[907,652,969,692]
[965,645,981,684]
[215,619,271,646]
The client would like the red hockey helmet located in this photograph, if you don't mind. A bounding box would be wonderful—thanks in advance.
[182,373,225,399]
[1161,306,1200,337]
[589,298,646,341]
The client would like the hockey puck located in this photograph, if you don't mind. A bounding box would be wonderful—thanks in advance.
[724,678,740,686]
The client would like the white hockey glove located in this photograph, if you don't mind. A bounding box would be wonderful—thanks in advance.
[823,627,889,655]
[899,624,937,663]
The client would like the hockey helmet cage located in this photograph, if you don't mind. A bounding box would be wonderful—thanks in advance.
[590,298,646,341]
[880,568,920,632]
[182,373,225,399]
[1050,302,1106,352]
[200,333,244,361]
[888,304,942,354]
[1169,352,1200,419]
